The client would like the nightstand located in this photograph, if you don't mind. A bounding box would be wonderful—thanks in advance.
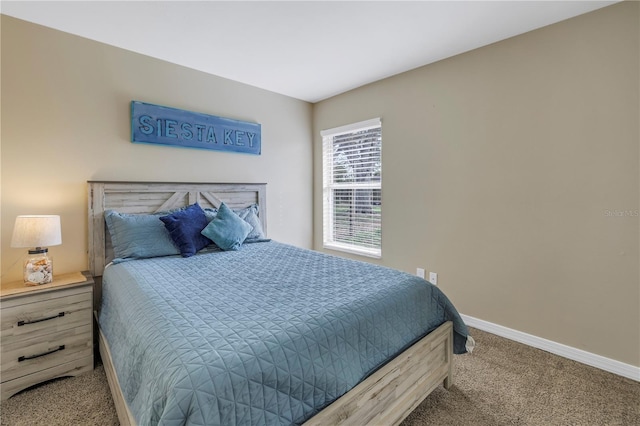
[0,271,94,400]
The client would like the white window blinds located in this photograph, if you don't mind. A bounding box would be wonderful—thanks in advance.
[321,118,382,258]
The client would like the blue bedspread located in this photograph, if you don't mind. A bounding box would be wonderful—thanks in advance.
[99,241,470,425]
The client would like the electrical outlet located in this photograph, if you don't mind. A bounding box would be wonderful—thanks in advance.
[416,268,425,279]
[429,272,438,286]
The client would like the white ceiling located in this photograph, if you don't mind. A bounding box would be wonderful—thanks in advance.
[1,1,618,103]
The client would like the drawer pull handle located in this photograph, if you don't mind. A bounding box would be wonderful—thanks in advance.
[17,312,65,326]
[18,345,65,362]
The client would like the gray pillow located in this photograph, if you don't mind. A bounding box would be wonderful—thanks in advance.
[235,205,266,240]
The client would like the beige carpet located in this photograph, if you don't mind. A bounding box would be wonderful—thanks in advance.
[1,328,638,425]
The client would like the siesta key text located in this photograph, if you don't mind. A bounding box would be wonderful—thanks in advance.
[131,101,261,155]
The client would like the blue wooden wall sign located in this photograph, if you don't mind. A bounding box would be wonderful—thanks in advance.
[131,101,261,155]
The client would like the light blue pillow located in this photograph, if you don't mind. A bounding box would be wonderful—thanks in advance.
[200,203,253,251]
[104,210,180,262]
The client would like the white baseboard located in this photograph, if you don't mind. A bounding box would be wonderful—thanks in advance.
[461,314,640,382]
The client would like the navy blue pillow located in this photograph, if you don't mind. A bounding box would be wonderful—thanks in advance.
[159,203,211,257]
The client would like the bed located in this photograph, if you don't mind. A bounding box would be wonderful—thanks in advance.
[88,181,473,425]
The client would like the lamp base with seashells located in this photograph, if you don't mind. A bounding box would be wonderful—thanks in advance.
[23,248,53,286]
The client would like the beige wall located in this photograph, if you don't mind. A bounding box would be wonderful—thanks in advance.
[314,2,639,366]
[1,16,313,283]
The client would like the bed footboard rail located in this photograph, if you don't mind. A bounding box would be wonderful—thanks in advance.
[304,321,454,426]
[97,316,136,426]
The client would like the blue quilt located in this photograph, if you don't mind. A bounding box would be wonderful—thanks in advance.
[99,241,470,425]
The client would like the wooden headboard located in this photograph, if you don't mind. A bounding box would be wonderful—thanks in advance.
[87,181,267,278]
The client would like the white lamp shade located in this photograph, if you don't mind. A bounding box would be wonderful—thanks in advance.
[11,215,62,248]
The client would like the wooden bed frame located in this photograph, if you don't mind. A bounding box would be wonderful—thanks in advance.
[87,180,454,426]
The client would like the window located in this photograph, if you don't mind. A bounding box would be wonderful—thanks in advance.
[321,118,382,258]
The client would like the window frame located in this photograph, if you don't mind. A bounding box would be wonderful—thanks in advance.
[321,118,382,258]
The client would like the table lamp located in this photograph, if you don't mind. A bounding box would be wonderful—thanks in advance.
[10,215,62,285]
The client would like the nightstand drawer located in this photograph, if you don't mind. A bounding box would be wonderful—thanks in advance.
[0,324,92,382]
[0,355,94,401]
[0,286,92,344]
